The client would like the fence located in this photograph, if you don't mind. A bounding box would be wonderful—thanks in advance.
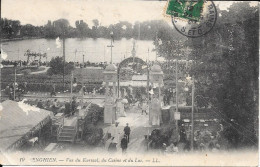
[1,81,103,94]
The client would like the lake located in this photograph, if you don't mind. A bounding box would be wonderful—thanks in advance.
[1,38,160,63]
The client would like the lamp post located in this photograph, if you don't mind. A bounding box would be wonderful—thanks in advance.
[14,64,17,100]
[71,50,77,95]
[147,48,150,101]
[107,31,114,64]
[186,75,195,151]
[175,59,179,133]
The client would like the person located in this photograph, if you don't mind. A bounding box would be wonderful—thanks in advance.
[82,85,86,95]
[5,86,11,99]
[128,94,133,106]
[141,100,148,115]
[71,97,77,116]
[64,100,71,117]
[135,89,141,102]
[50,85,56,97]
[116,98,126,117]
[121,135,128,154]
[141,135,149,151]
[212,143,220,152]
[124,123,131,143]
[208,141,215,151]
[183,140,190,152]
[37,99,44,109]
[129,85,133,95]
[92,88,96,97]
[180,125,186,142]
[9,86,14,100]
[199,142,206,151]
[52,99,59,115]
[163,93,167,106]
[168,88,172,105]
[110,122,120,152]
[162,143,167,154]
[173,142,179,153]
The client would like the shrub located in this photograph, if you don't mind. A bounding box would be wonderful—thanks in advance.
[83,124,103,146]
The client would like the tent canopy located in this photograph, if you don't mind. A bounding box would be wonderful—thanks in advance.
[0,100,53,151]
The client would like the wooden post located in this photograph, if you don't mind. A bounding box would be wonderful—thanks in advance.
[191,78,195,151]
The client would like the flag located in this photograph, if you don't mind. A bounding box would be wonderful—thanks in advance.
[110,31,114,43]
[56,37,61,48]
[1,49,8,60]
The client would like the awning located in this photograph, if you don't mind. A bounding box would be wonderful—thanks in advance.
[0,100,53,151]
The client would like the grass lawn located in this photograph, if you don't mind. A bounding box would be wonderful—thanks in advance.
[1,67,104,92]
[1,66,46,75]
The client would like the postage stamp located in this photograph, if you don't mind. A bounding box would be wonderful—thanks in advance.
[166,0,217,37]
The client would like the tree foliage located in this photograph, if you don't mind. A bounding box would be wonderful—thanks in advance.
[47,56,74,75]
[191,2,258,147]
[155,2,258,147]
[1,18,185,40]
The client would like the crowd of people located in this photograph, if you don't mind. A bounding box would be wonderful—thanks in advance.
[179,124,223,152]
[25,97,80,117]
[163,88,175,106]
[1,60,48,67]
[50,85,105,97]
[4,82,28,100]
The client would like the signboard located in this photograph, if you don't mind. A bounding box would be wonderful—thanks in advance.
[174,111,180,120]
[181,112,219,120]
[150,74,163,84]
[105,74,117,82]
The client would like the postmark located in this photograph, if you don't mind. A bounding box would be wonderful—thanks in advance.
[166,0,217,37]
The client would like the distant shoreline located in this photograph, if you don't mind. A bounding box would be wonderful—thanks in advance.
[1,36,154,43]
[1,37,44,43]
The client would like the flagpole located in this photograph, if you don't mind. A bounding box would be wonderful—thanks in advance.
[107,31,114,64]
[110,39,113,64]
[63,32,65,92]
[175,59,179,133]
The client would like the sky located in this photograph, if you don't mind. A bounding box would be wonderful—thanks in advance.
[1,0,258,27]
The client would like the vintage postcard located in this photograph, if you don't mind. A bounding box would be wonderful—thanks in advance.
[0,0,259,166]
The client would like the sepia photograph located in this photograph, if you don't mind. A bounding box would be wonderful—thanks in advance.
[0,0,259,166]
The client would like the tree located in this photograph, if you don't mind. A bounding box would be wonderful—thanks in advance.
[92,19,99,28]
[187,2,259,147]
[53,19,70,37]
[154,2,258,148]
[47,56,74,75]
[75,20,90,37]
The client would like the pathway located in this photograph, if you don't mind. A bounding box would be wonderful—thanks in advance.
[103,103,156,154]
[30,66,50,74]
